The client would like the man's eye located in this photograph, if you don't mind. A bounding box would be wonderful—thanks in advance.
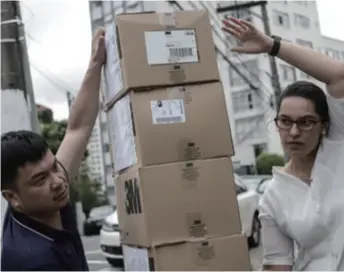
[33,177,46,185]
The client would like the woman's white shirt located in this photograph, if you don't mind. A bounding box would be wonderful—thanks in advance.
[259,91,344,271]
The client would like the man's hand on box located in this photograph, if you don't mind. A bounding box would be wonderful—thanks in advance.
[91,28,106,65]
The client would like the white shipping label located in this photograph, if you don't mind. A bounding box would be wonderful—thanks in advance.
[108,95,137,172]
[151,99,186,125]
[104,22,123,101]
[144,29,199,65]
[123,245,150,271]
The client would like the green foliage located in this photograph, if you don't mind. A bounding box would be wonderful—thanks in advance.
[71,174,107,216]
[37,109,54,124]
[40,119,88,158]
[256,152,285,175]
[41,120,67,154]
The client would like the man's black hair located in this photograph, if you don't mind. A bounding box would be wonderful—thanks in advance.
[1,130,49,190]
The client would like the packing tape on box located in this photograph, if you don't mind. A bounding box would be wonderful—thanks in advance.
[158,12,176,27]
[103,89,127,112]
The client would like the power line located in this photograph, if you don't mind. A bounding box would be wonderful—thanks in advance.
[167,0,275,145]
[184,0,273,106]
[196,1,274,99]
[30,63,77,96]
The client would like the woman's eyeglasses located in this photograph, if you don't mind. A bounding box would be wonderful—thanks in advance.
[274,117,320,131]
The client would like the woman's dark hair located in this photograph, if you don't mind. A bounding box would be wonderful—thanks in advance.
[276,80,330,134]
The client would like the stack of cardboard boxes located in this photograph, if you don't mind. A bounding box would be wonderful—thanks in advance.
[103,10,252,271]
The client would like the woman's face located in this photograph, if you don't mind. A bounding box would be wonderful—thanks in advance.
[276,96,325,159]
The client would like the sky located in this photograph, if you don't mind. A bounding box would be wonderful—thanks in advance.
[20,0,344,121]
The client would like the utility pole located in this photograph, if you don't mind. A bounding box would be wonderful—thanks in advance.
[1,1,41,134]
[216,1,282,109]
[217,1,288,162]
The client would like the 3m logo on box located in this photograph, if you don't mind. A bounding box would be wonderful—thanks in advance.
[124,178,142,215]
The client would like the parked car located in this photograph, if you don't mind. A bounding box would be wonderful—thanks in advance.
[240,175,272,195]
[100,175,260,267]
[234,174,261,248]
[256,177,272,195]
[83,205,114,236]
[99,209,122,267]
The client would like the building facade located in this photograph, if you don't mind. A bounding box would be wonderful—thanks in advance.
[217,0,344,173]
[88,0,344,180]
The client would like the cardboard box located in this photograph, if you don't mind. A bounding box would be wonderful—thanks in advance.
[103,10,219,102]
[107,82,234,172]
[115,157,241,247]
[123,234,252,271]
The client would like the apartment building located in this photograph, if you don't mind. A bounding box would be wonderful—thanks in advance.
[216,0,344,173]
[88,1,344,177]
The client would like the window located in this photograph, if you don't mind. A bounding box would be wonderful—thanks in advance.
[229,60,259,87]
[325,49,340,60]
[106,164,113,174]
[232,90,263,113]
[294,14,310,29]
[103,143,110,153]
[91,2,103,20]
[101,122,108,133]
[254,143,267,158]
[296,39,313,48]
[229,9,252,22]
[280,64,296,81]
[273,10,290,28]
[235,116,266,142]
[103,0,112,15]
[295,1,308,5]
[105,14,113,25]
[93,1,102,7]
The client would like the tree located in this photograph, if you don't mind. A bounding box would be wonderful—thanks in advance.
[71,173,107,217]
[256,152,285,175]
[40,120,88,158]
[37,108,54,124]
[41,120,67,154]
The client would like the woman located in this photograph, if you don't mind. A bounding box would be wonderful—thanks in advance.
[222,17,344,271]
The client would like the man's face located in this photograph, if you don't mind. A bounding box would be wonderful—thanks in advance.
[3,150,70,215]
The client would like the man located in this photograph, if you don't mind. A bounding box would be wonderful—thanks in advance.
[1,28,106,271]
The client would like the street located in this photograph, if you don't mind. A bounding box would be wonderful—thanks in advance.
[82,235,121,272]
[82,235,263,271]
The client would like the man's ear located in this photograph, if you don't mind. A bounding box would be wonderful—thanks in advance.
[2,190,21,209]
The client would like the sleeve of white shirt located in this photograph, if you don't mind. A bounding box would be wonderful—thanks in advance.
[326,90,344,141]
[259,201,294,266]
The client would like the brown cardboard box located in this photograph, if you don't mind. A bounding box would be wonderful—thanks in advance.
[103,10,219,102]
[107,82,234,172]
[115,157,241,247]
[122,234,252,271]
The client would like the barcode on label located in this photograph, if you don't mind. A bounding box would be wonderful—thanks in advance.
[169,47,193,58]
[156,116,183,124]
